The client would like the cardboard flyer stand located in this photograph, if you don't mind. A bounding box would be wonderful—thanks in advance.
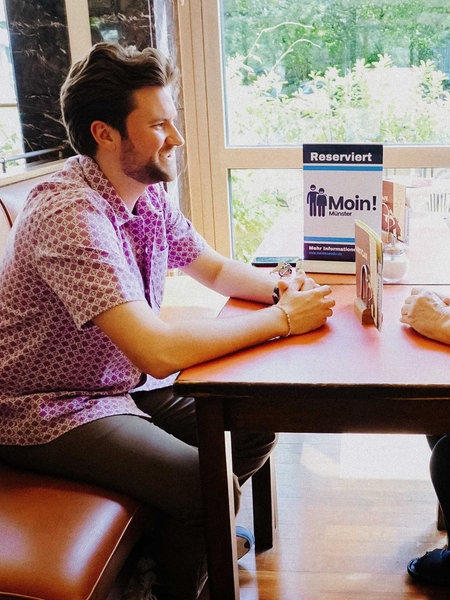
[302,143,383,274]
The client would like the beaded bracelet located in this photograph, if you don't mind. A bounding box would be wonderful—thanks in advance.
[273,304,291,337]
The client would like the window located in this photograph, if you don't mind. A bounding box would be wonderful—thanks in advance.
[178,0,450,260]
[222,0,450,147]
[0,0,22,160]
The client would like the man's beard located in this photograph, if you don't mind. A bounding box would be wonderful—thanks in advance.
[120,141,176,185]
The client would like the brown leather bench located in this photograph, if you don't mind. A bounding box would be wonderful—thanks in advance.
[0,462,147,600]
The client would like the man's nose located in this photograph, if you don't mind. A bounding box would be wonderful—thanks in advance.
[168,124,184,147]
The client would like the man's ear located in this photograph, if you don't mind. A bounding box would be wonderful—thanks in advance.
[90,120,119,151]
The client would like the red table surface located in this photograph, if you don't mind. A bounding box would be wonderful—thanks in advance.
[176,284,450,389]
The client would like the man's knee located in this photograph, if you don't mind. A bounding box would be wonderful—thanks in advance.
[232,431,278,458]
[231,431,278,485]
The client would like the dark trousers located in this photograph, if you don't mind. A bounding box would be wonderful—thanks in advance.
[428,435,450,542]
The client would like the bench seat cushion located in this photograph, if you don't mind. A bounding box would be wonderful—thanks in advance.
[0,462,146,600]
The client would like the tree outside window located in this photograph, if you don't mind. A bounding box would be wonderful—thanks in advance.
[222,0,450,146]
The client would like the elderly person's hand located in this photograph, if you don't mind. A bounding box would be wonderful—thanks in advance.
[400,288,450,345]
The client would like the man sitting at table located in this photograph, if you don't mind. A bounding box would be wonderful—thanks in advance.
[401,287,450,586]
[0,42,335,600]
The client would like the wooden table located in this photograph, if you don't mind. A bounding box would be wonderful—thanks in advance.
[174,283,450,599]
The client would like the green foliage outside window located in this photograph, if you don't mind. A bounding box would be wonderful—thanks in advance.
[226,53,450,145]
[231,171,297,262]
[223,0,450,97]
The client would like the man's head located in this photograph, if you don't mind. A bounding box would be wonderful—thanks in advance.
[60,43,177,159]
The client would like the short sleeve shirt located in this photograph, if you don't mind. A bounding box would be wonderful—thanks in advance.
[0,156,206,445]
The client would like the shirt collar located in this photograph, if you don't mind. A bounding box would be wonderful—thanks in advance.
[75,155,137,226]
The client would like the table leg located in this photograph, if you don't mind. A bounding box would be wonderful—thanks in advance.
[195,397,240,600]
[252,453,277,550]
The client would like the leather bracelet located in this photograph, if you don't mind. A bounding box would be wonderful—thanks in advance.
[273,304,291,337]
[272,286,280,304]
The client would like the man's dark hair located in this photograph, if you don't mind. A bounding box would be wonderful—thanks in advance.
[60,43,177,157]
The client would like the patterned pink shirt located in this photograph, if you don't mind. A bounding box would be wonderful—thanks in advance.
[0,156,206,445]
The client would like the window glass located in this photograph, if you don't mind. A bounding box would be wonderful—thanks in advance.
[222,0,450,146]
[230,169,302,261]
[0,0,21,159]
[230,167,450,261]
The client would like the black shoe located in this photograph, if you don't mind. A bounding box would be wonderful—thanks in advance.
[407,547,450,586]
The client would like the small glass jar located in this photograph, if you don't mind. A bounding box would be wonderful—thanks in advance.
[382,234,409,283]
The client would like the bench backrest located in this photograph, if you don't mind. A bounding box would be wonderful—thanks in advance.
[0,199,13,261]
[0,173,55,262]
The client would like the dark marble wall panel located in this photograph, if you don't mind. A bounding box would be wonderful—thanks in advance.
[88,0,152,50]
[4,0,71,157]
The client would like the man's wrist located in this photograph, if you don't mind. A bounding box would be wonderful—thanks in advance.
[272,304,291,337]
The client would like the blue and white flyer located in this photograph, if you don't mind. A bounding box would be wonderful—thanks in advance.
[302,143,383,273]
